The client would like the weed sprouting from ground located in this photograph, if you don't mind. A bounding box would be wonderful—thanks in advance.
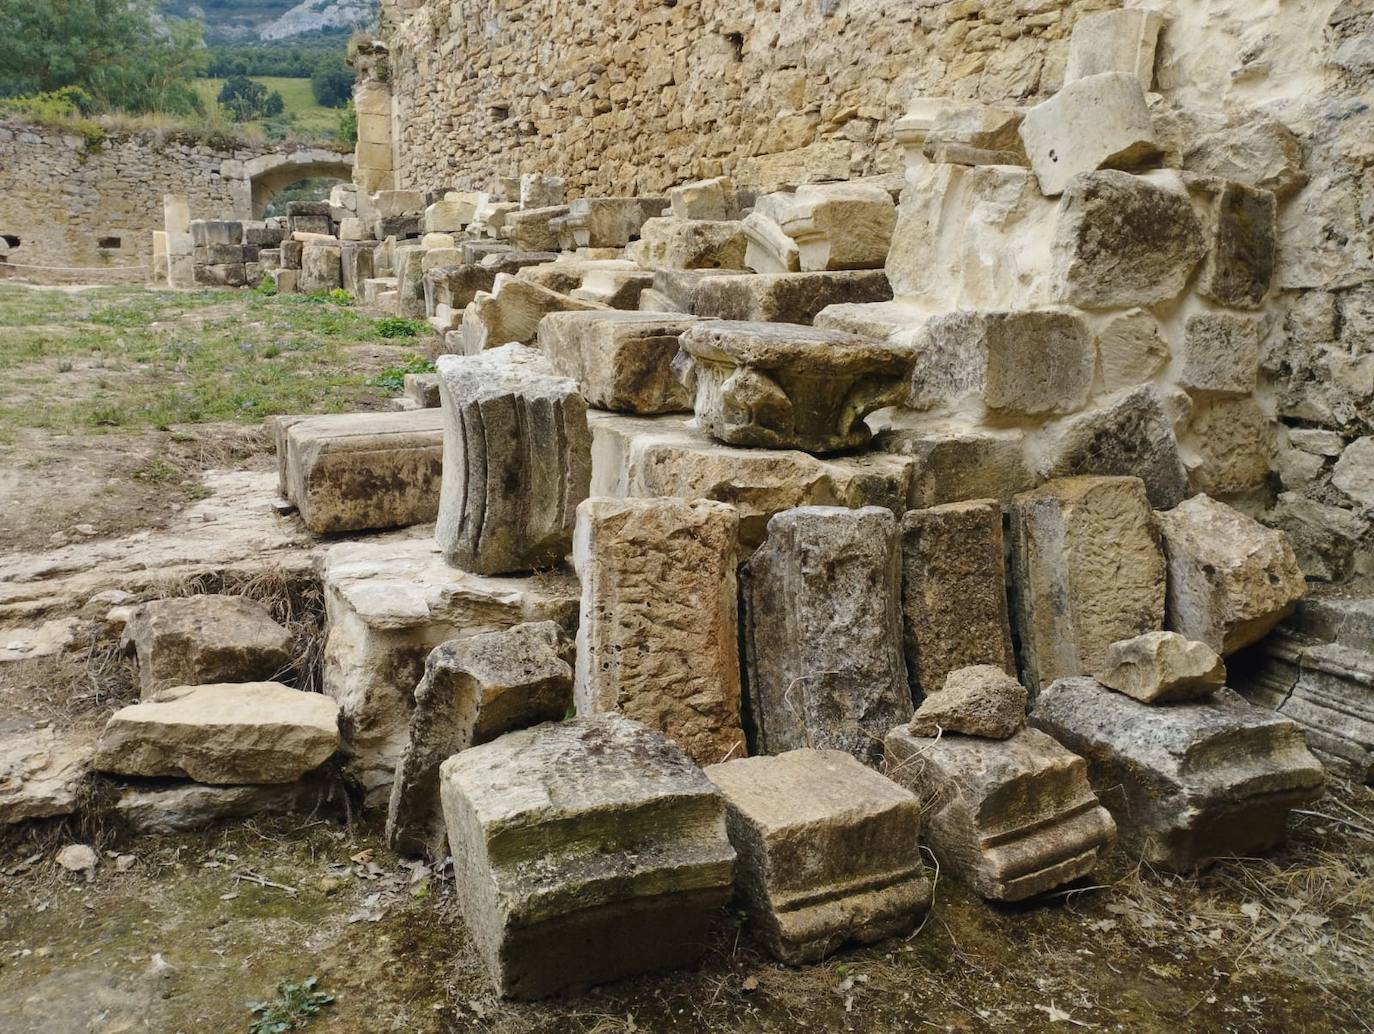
[370,354,436,392]
[375,316,428,339]
[248,975,334,1033]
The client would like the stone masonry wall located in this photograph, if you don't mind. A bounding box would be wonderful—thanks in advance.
[0,121,243,277]
[387,0,1121,197]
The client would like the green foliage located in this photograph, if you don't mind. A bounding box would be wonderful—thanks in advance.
[0,87,105,144]
[338,100,358,146]
[369,355,435,393]
[218,75,284,123]
[309,56,353,109]
[247,975,333,1033]
[0,0,208,116]
[205,29,354,78]
[256,276,278,298]
[375,317,427,339]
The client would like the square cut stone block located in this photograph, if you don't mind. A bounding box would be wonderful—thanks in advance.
[574,497,746,765]
[282,409,444,534]
[742,506,911,763]
[675,320,912,454]
[319,540,579,805]
[885,725,1116,901]
[705,749,932,964]
[690,270,893,326]
[538,310,702,414]
[386,621,572,860]
[778,183,897,272]
[1031,678,1324,871]
[633,217,747,270]
[1064,9,1164,87]
[439,714,735,999]
[1010,476,1166,695]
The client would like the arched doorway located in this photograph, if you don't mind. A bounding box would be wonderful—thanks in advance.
[245,149,355,219]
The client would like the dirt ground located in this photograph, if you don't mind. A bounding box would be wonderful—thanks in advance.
[2,285,1373,1034]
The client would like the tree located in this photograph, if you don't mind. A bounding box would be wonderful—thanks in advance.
[310,56,353,109]
[218,74,269,122]
[264,91,285,118]
[0,0,207,115]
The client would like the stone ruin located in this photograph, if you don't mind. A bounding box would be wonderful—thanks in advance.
[8,1,1374,1007]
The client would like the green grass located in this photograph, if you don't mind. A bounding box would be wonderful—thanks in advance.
[195,77,344,139]
[0,285,422,436]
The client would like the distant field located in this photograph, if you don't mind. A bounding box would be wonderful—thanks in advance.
[195,76,344,139]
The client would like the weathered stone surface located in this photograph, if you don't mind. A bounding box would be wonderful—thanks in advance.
[120,594,292,698]
[439,714,735,999]
[0,725,92,825]
[319,539,580,804]
[435,345,591,575]
[669,176,738,221]
[1185,397,1273,497]
[282,409,444,534]
[1232,597,1374,780]
[503,205,570,252]
[1020,73,1160,198]
[690,270,893,326]
[1157,494,1306,656]
[1064,9,1164,87]
[95,683,339,785]
[570,265,655,309]
[570,497,744,767]
[460,273,607,353]
[425,264,497,317]
[588,411,912,548]
[900,501,1015,699]
[1031,678,1324,870]
[674,321,910,453]
[1095,631,1226,704]
[1095,308,1170,392]
[1333,436,1374,507]
[1265,493,1367,583]
[338,241,376,295]
[921,101,1025,161]
[907,309,1093,418]
[909,665,1028,740]
[741,212,800,274]
[633,217,747,270]
[300,242,342,293]
[1198,184,1278,310]
[873,419,1033,509]
[386,622,572,860]
[1051,171,1206,309]
[705,749,931,964]
[1180,314,1262,398]
[425,192,482,233]
[1032,385,1190,509]
[1010,477,1166,694]
[114,777,331,834]
[742,506,910,762]
[887,164,1056,311]
[538,310,700,414]
[519,173,565,210]
[778,183,896,272]
[885,725,1116,901]
[650,268,736,311]
[1172,106,1307,200]
[563,197,664,248]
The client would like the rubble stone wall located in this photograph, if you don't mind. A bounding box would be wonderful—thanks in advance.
[0,121,242,276]
[386,0,1121,197]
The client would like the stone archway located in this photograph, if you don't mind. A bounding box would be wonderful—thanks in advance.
[241,149,356,219]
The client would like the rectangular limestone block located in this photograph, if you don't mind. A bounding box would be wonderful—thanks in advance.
[690,270,893,326]
[565,197,665,248]
[538,311,701,414]
[319,539,579,805]
[1031,679,1324,870]
[588,411,913,548]
[1010,477,1166,695]
[439,714,735,999]
[301,242,343,293]
[460,273,608,353]
[742,506,911,763]
[574,497,746,766]
[283,409,444,534]
[633,217,747,270]
[1064,8,1164,88]
[900,500,1016,699]
[871,418,1034,509]
[885,725,1116,901]
[1019,73,1160,198]
[670,176,739,220]
[705,749,931,963]
[435,345,591,575]
[503,205,569,251]
[386,621,572,860]
[778,183,897,272]
[1156,494,1305,655]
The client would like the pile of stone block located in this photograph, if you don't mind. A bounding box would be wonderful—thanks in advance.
[188,218,285,288]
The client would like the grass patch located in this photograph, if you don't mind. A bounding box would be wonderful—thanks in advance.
[195,76,343,140]
[248,975,334,1033]
[369,355,436,393]
[375,317,428,339]
[0,285,419,438]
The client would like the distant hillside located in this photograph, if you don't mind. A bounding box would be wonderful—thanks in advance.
[165,0,376,43]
